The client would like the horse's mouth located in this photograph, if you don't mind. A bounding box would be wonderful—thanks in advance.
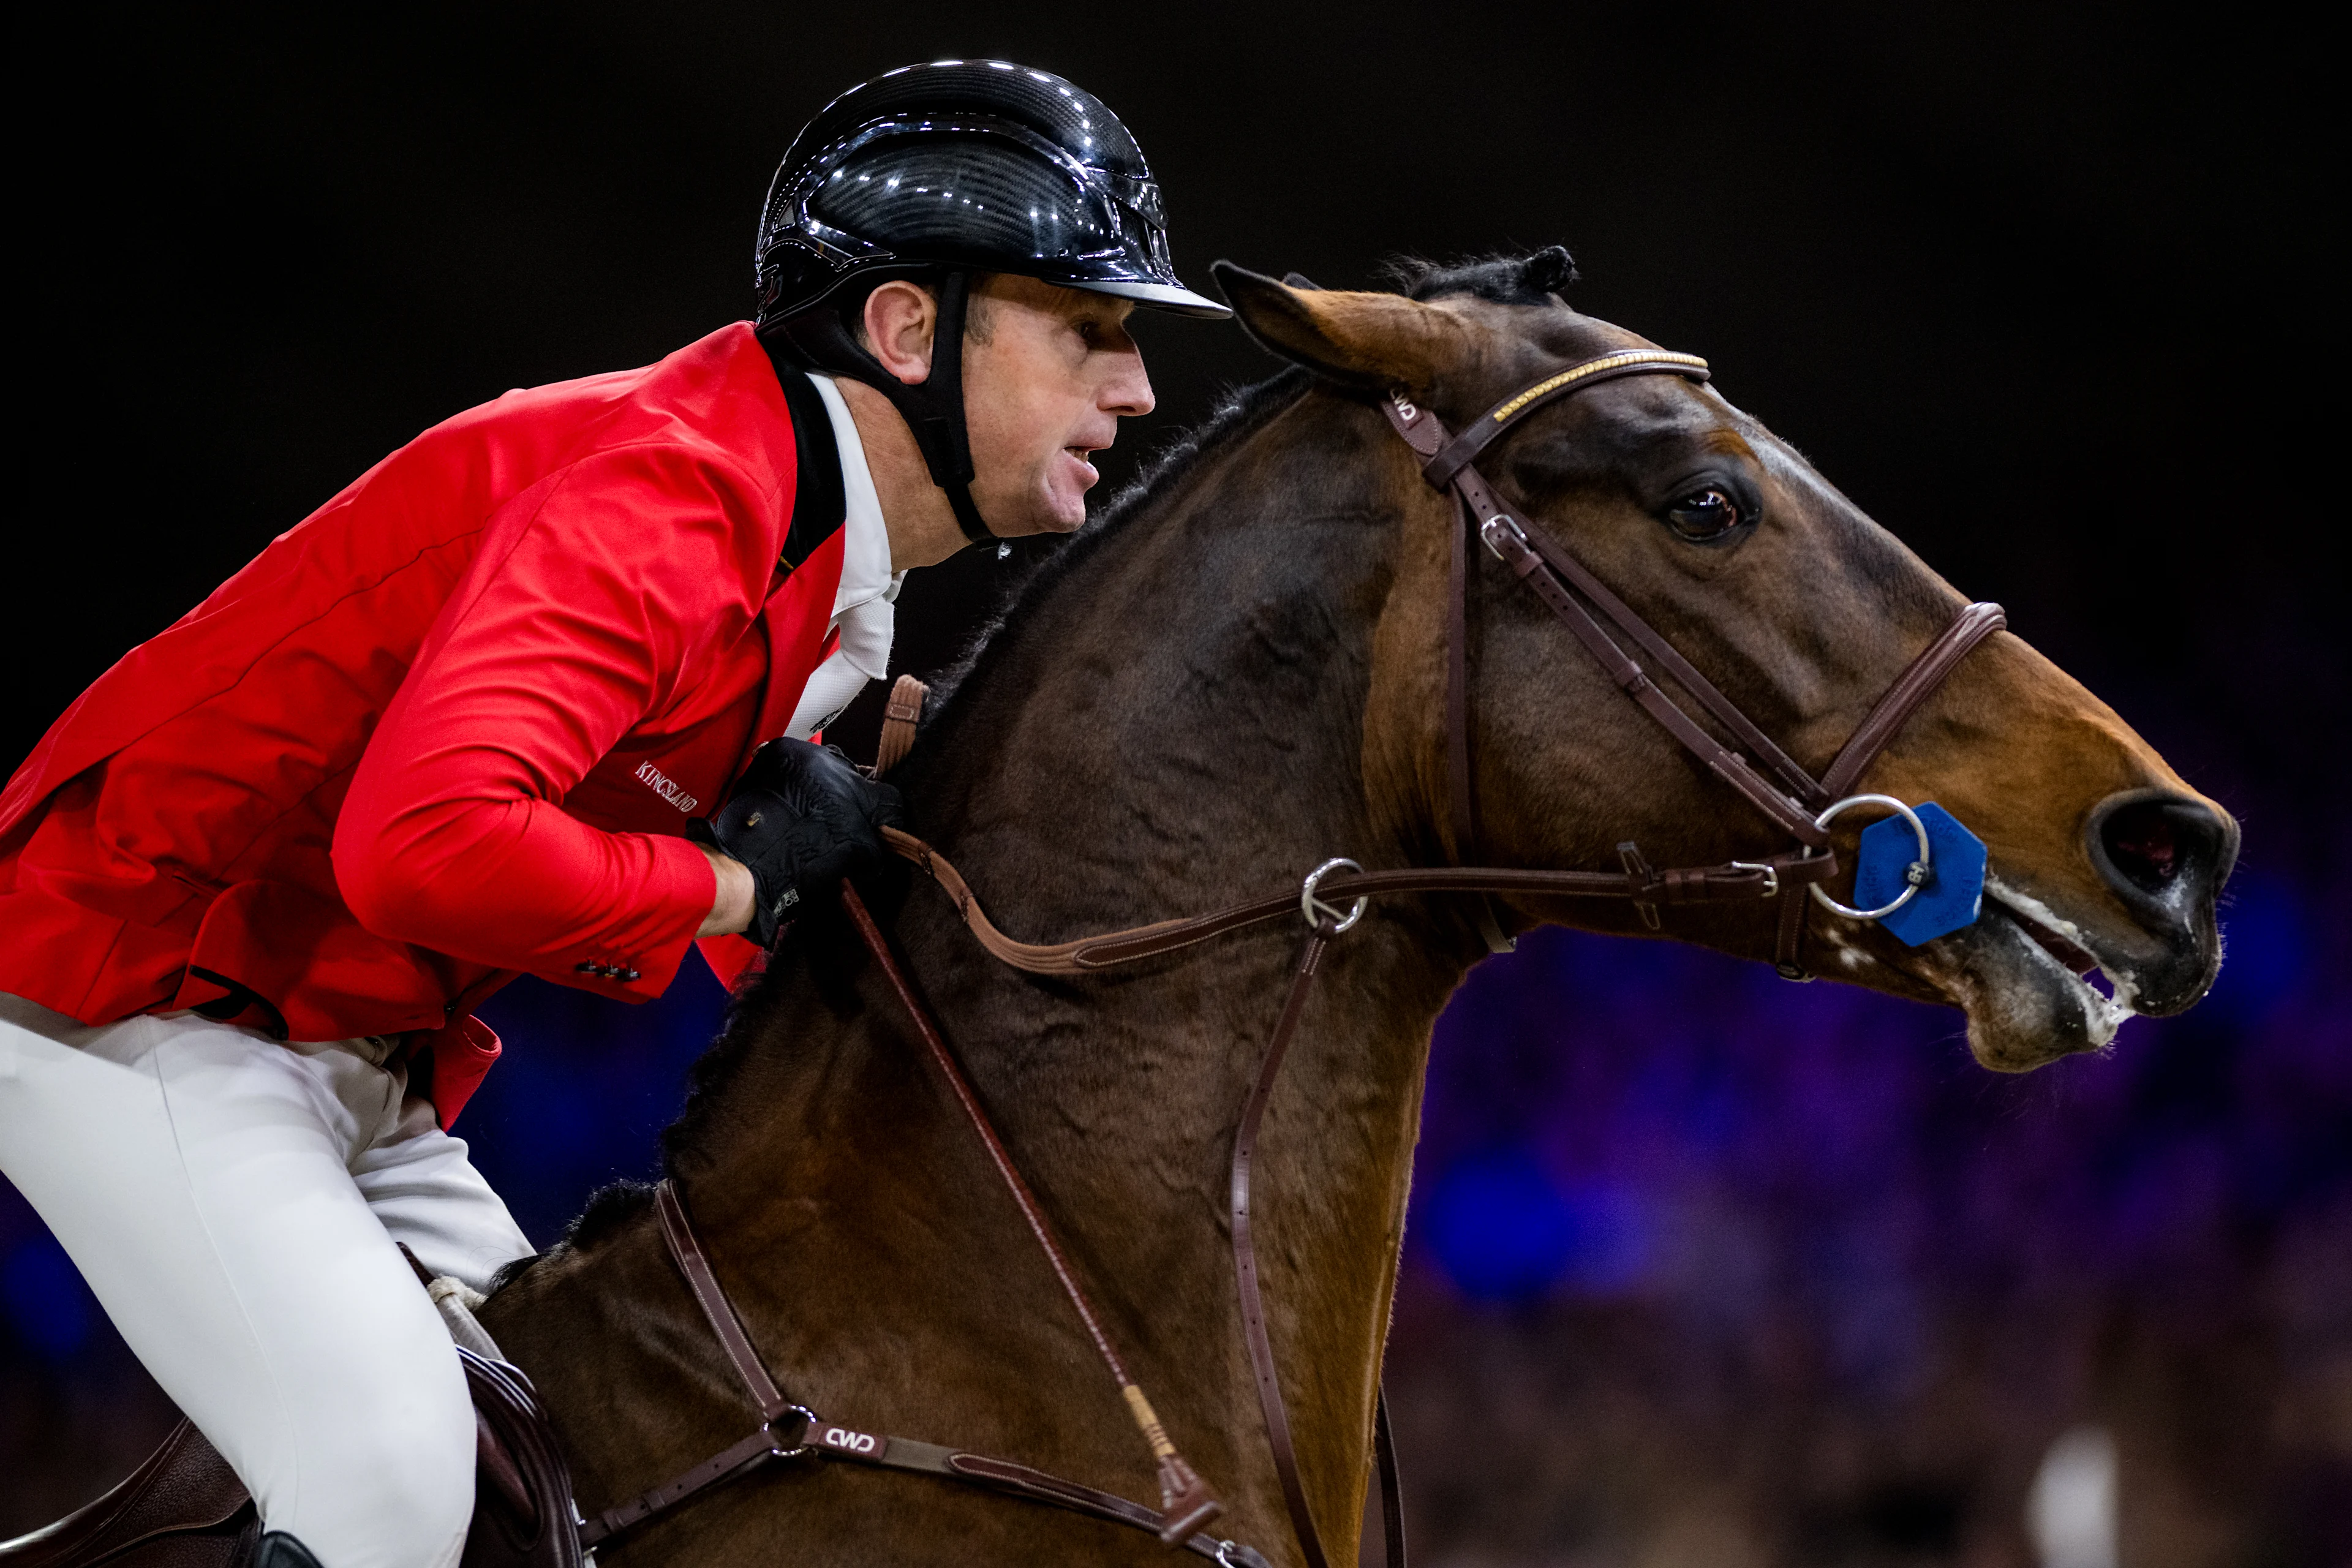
[1926,876,2138,1072]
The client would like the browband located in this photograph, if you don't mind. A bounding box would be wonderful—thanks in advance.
[1423,349,1711,487]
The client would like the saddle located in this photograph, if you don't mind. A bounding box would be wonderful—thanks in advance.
[0,1278,582,1568]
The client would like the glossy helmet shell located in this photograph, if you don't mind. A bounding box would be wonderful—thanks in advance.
[754,59,1227,324]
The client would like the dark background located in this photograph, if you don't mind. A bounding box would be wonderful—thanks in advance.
[4,4,2342,1564]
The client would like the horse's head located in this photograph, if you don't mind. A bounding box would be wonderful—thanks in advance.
[1218,254,2235,1071]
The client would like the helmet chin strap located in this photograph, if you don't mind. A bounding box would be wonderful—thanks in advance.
[766,270,996,546]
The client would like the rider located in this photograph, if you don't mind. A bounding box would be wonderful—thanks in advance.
[0,61,1226,1568]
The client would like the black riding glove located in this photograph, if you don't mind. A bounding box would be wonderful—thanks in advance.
[688,739,905,948]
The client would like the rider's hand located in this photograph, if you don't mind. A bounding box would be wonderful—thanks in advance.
[688,739,905,948]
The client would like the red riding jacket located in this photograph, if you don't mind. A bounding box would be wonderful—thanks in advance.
[0,323,839,1121]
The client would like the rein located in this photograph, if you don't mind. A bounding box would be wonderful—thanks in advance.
[593,348,2004,1565]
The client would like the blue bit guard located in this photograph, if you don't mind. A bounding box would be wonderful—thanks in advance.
[1855,802,1988,946]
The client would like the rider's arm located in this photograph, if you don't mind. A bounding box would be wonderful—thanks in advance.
[332,445,774,995]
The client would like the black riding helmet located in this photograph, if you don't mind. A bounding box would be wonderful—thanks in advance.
[755,60,1228,545]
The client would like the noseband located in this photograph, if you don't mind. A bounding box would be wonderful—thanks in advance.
[1381,347,2006,975]
[592,349,2006,1568]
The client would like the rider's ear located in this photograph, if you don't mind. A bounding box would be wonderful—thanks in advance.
[1212,262,1474,396]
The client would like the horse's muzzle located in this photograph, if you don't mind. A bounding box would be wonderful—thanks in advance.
[2086,788,2238,1015]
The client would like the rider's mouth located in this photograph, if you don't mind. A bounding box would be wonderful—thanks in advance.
[1064,447,1101,488]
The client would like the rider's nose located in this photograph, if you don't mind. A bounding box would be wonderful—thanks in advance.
[2087,790,2236,928]
[1112,372,1155,420]
[1106,348,1155,419]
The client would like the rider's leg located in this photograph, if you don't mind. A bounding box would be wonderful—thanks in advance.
[349,1090,532,1297]
[0,997,477,1568]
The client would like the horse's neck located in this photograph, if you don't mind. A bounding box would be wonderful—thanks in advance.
[905,396,1409,908]
[883,390,1464,1182]
[594,395,1474,1550]
[860,402,1467,1522]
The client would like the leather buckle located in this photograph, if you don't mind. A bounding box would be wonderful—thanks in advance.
[1480,514,1526,560]
[1728,860,1779,899]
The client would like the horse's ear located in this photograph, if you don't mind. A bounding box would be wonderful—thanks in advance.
[1211,262,1472,395]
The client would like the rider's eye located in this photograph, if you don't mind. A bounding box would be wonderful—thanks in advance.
[1665,486,1747,541]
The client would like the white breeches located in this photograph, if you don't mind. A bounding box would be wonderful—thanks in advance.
[0,995,535,1568]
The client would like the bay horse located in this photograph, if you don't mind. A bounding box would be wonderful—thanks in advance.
[477,252,2234,1562]
[28,249,2241,1566]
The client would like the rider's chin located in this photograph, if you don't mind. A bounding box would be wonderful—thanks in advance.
[1033,469,1092,532]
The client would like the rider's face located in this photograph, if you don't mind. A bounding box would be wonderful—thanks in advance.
[960,275,1155,535]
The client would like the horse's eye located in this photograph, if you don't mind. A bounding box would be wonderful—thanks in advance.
[1665,486,1746,541]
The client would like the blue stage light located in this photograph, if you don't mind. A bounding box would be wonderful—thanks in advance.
[1423,1149,1659,1304]
[2,1235,92,1360]
[1424,1149,1575,1302]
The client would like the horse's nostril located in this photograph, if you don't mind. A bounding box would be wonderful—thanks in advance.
[2092,794,2229,903]
[2105,802,2180,891]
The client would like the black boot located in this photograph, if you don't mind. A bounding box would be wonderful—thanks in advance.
[252,1532,327,1568]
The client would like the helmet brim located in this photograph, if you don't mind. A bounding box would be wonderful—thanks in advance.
[1063,277,1233,319]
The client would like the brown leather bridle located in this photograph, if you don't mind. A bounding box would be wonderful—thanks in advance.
[582,349,2006,1567]
[1383,347,2006,976]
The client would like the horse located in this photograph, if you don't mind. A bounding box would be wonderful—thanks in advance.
[469,250,2236,1563]
[22,247,2239,1566]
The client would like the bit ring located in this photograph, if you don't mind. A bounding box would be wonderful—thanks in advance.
[1807,794,1932,922]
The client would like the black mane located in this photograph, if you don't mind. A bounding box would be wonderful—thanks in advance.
[1391,245,1580,306]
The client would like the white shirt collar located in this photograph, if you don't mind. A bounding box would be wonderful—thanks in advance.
[783,374,906,740]
[808,373,903,631]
